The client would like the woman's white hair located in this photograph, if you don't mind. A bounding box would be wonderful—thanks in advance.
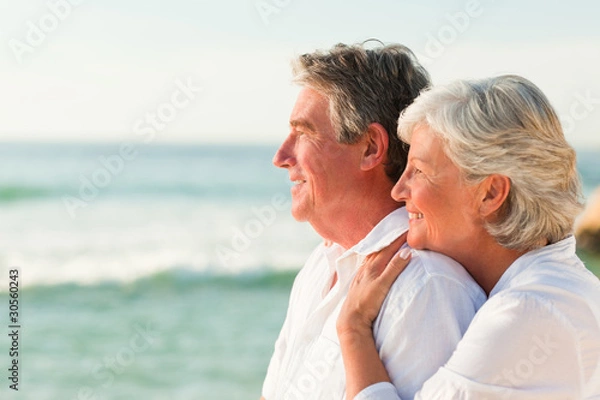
[398,75,584,251]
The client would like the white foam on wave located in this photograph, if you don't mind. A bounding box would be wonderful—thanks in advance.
[0,195,320,289]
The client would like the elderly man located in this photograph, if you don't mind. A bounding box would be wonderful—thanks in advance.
[260,42,486,400]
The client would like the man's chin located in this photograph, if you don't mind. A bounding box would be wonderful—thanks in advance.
[406,234,426,251]
[290,205,309,222]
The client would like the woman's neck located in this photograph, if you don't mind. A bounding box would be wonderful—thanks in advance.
[457,238,527,295]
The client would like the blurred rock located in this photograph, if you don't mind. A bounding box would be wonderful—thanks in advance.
[576,187,600,254]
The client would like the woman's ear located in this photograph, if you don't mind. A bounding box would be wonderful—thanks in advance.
[479,174,511,218]
[361,123,389,171]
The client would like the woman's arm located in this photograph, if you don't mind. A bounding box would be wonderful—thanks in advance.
[337,237,411,399]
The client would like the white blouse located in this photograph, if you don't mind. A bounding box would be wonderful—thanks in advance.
[357,236,600,400]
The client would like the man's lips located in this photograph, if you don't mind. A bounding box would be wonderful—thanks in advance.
[290,179,306,193]
[408,212,424,220]
[290,177,306,186]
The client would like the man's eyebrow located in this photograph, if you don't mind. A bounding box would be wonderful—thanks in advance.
[290,119,317,133]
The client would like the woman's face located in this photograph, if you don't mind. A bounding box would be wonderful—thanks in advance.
[392,125,484,258]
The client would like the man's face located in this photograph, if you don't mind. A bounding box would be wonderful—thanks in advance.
[273,87,365,229]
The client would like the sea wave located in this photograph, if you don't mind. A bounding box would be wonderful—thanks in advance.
[3,267,298,297]
[0,182,287,204]
[0,185,58,202]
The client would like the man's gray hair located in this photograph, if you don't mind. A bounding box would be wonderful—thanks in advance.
[398,74,584,251]
[292,41,431,182]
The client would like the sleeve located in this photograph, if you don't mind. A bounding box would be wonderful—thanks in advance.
[414,293,583,400]
[355,382,402,400]
[370,266,482,400]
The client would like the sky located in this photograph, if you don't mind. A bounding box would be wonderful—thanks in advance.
[0,0,599,148]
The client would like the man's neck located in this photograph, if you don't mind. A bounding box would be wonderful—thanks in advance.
[317,201,401,250]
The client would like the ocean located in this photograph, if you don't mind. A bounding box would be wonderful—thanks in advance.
[1,142,599,399]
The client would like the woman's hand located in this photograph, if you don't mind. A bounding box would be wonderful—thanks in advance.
[336,234,412,398]
[337,234,412,339]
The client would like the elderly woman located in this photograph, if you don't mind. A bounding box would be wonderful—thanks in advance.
[337,75,600,399]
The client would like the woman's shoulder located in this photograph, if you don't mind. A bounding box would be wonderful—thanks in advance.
[492,251,600,318]
[482,267,600,341]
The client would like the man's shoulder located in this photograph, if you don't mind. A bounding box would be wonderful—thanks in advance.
[387,248,486,306]
[410,249,481,288]
[373,248,486,344]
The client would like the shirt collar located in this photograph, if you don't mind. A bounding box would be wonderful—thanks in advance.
[322,207,409,289]
[489,235,577,297]
[349,207,409,256]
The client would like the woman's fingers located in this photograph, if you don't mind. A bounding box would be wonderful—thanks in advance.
[379,247,412,288]
[338,234,413,337]
[362,233,407,279]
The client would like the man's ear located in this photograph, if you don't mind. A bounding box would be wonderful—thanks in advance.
[361,123,389,171]
[479,174,511,218]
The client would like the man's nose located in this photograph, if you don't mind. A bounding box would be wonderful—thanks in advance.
[273,135,296,169]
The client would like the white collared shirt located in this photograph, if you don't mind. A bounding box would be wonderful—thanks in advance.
[359,236,600,400]
[262,208,486,400]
